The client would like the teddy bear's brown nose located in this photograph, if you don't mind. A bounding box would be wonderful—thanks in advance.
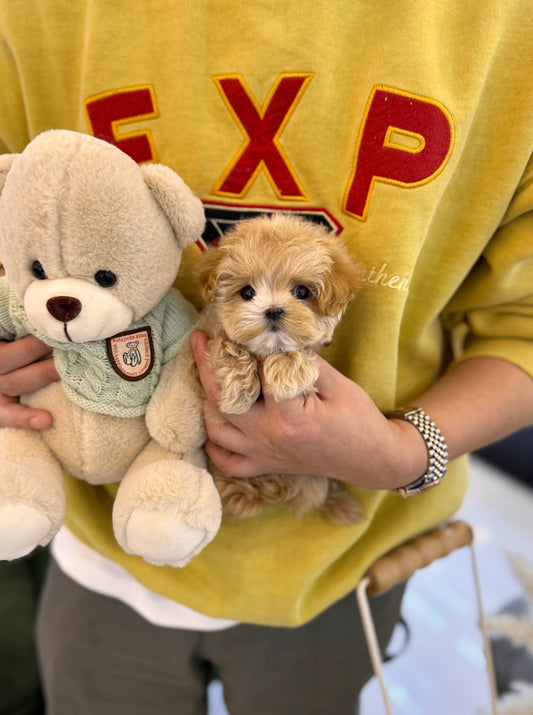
[46,296,82,323]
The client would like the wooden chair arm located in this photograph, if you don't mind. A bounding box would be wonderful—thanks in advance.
[364,520,473,597]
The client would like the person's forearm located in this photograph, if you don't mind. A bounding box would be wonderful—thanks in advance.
[393,357,533,481]
[192,330,533,490]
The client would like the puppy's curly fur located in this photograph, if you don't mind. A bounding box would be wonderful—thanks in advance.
[196,213,365,525]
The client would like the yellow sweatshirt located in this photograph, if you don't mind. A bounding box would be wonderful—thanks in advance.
[0,1,532,626]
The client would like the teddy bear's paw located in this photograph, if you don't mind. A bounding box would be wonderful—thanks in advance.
[0,502,56,560]
[113,460,222,567]
[263,352,319,401]
[122,510,213,568]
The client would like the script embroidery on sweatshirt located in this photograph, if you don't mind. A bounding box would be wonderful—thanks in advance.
[360,262,411,292]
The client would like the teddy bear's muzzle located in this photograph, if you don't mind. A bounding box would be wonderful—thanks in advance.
[24,276,134,344]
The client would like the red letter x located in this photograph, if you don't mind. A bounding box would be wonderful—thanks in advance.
[213,73,312,200]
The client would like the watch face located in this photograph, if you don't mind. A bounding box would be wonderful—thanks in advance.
[398,476,442,498]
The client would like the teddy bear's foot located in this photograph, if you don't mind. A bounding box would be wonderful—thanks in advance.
[0,502,55,560]
[113,451,222,567]
[122,510,211,567]
[0,431,65,560]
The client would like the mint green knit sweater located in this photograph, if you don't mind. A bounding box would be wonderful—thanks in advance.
[0,279,196,417]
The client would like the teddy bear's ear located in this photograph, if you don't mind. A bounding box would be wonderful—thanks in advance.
[0,154,17,195]
[141,163,206,250]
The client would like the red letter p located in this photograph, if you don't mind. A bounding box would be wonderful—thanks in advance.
[344,86,454,220]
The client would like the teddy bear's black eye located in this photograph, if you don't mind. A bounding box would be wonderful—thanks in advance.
[94,270,117,288]
[31,260,47,280]
[240,285,256,301]
[292,284,311,300]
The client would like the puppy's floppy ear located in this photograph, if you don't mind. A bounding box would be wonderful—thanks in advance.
[317,241,363,317]
[195,246,226,302]
[141,163,206,250]
[0,153,17,195]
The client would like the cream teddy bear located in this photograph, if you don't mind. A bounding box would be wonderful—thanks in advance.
[0,129,221,567]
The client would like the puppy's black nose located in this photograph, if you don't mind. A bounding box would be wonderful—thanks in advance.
[265,307,284,322]
[46,296,82,322]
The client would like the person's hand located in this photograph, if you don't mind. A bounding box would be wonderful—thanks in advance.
[0,336,59,429]
[190,331,427,489]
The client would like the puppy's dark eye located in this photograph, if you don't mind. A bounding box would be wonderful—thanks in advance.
[292,284,311,300]
[31,260,47,280]
[240,285,256,301]
[94,270,117,288]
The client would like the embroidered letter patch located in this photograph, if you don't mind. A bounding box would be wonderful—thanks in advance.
[106,327,154,381]
[84,85,159,163]
[343,85,454,220]
[212,73,313,200]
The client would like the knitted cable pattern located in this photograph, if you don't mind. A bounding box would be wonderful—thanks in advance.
[1,282,196,417]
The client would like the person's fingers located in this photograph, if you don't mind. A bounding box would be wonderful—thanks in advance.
[0,394,53,430]
[190,331,222,406]
[0,356,59,398]
[204,439,256,478]
[202,400,249,450]
[0,336,53,375]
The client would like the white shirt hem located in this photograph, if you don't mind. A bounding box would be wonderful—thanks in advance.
[51,527,238,631]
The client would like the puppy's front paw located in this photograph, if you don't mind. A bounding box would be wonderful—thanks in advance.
[263,352,319,400]
[218,375,261,414]
[212,341,260,413]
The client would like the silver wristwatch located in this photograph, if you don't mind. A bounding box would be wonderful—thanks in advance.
[387,406,449,497]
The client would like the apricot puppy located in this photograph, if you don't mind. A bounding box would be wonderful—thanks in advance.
[197,213,365,525]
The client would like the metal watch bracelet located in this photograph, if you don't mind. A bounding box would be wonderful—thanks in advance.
[386,406,449,497]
